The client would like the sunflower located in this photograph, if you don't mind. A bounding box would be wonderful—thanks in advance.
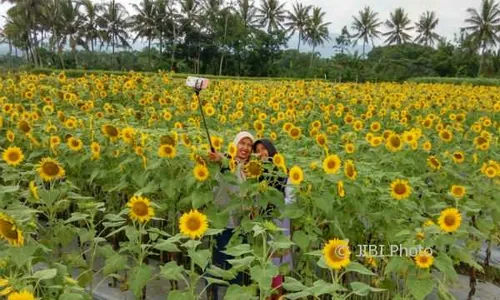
[414,250,434,269]
[316,133,327,147]
[390,179,412,200]
[91,142,101,160]
[323,154,341,174]
[7,290,35,300]
[193,164,209,181]
[179,209,208,239]
[210,136,223,151]
[438,208,462,233]
[121,127,136,144]
[345,143,355,154]
[337,181,345,198]
[158,144,176,158]
[344,160,357,180]
[385,133,403,152]
[0,286,12,297]
[245,160,263,178]
[288,126,301,140]
[273,153,286,170]
[289,166,304,185]
[50,136,61,147]
[29,181,39,201]
[127,195,155,223]
[17,120,32,134]
[370,121,381,132]
[422,141,432,152]
[322,238,351,270]
[160,134,177,147]
[37,157,65,181]
[227,143,237,158]
[427,156,441,171]
[450,185,466,199]
[253,120,264,132]
[450,151,465,164]
[0,213,24,247]
[439,129,453,142]
[481,161,499,178]
[102,124,120,140]
[6,130,15,143]
[67,137,83,151]
[2,147,24,167]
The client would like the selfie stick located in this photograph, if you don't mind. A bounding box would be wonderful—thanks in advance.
[194,79,215,152]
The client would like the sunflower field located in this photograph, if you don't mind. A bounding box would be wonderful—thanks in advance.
[0,71,499,300]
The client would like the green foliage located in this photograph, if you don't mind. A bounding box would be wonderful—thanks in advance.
[408,77,500,86]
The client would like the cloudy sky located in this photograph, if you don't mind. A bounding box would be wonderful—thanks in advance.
[0,0,475,56]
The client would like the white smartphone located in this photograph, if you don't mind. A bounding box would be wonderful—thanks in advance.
[186,76,209,90]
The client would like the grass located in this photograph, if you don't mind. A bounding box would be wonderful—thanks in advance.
[408,77,500,86]
[22,68,325,82]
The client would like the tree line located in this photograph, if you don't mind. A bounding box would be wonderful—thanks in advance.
[0,0,499,79]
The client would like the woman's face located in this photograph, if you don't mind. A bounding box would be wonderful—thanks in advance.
[236,137,253,161]
[255,143,269,159]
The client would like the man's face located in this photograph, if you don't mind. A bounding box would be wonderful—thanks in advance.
[237,137,253,160]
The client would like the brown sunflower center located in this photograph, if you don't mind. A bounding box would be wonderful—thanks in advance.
[318,136,325,145]
[418,256,429,264]
[442,132,450,139]
[163,146,173,155]
[290,128,299,136]
[444,215,456,227]
[292,172,300,181]
[186,217,201,231]
[7,151,20,162]
[42,162,60,176]
[329,245,347,262]
[105,125,118,137]
[247,162,262,176]
[453,187,464,196]
[346,165,355,177]
[197,169,206,178]
[390,136,401,147]
[327,160,337,169]
[430,158,440,167]
[0,219,19,239]
[161,135,175,146]
[18,120,31,133]
[394,183,407,195]
[133,202,149,217]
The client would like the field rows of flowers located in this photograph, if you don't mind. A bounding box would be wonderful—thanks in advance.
[0,72,499,300]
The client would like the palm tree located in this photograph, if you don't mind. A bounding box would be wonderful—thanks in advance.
[383,8,413,45]
[285,2,311,51]
[351,6,382,57]
[130,0,159,67]
[98,0,130,54]
[2,0,46,66]
[179,0,202,73]
[414,11,440,46]
[464,0,500,75]
[237,0,258,28]
[257,0,286,33]
[79,0,103,53]
[305,6,330,69]
[58,0,86,66]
